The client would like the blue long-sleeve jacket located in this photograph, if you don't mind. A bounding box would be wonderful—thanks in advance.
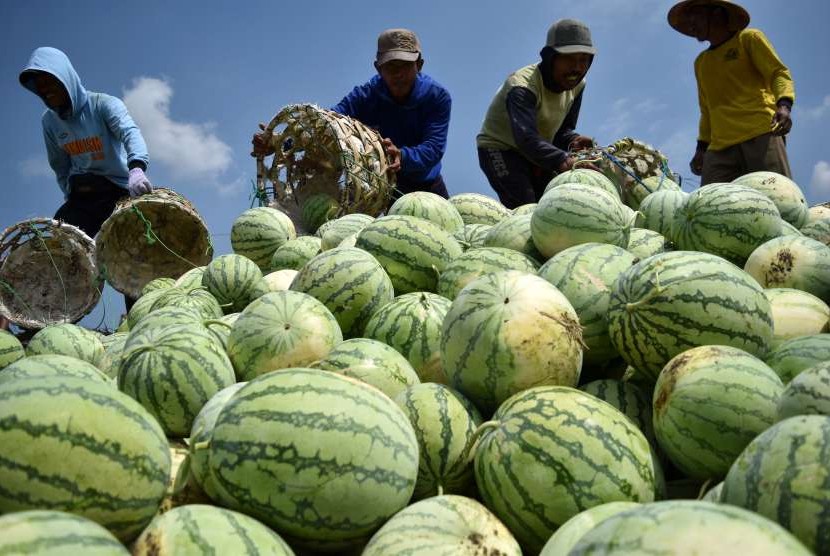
[332,73,451,184]
[19,47,149,198]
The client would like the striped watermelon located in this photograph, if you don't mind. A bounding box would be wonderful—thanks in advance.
[545,168,621,200]
[437,247,540,301]
[474,386,656,552]
[540,502,640,556]
[300,192,339,234]
[173,265,206,290]
[531,183,633,259]
[0,510,128,555]
[776,361,830,421]
[442,271,583,413]
[119,324,236,437]
[101,333,129,379]
[635,189,688,240]
[262,269,298,292]
[362,495,521,556]
[207,368,419,551]
[363,292,452,384]
[394,383,479,500]
[150,287,223,320]
[0,329,24,370]
[765,334,830,383]
[126,289,167,329]
[128,305,203,338]
[270,236,322,271]
[483,213,544,262]
[539,243,637,366]
[673,183,782,264]
[733,170,809,228]
[453,223,492,251]
[231,207,296,269]
[388,191,464,233]
[721,415,830,554]
[625,174,681,210]
[0,377,170,541]
[289,247,393,338]
[580,379,654,445]
[0,354,111,386]
[449,193,511,225]
[626,227,667,259]
[310,338,419,400]
[765,288,830,348]
[809,203,830,223]
[355,215,463,294]
[570,500,811,555]
[513,202,537,216]
[201,254,266,314]
[745,235,830,302]
[319,213,374,251]
[780,218,804,236]
[26,323,105,370]
[801,217,830,247]
[607,251,775,381]
[140,277,176,297]
[652,345,784,480]
[338,233,358,248]
[226,291,342,381]
[132,504,294,556]
[205,312,238,350]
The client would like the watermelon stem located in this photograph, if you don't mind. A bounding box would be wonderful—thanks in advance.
[203,319,233,330]
[625,270,663,312]
[462,420,501,465]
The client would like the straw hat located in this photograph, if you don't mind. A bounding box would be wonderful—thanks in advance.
[668,0,750,36]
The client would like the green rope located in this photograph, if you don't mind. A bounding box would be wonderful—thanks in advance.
[249,178,268,208]
[0,279,35,316]
[31,225,69,319]
[130,206,198,270]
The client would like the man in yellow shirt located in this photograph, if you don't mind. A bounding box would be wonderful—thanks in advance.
[669,0,795,185]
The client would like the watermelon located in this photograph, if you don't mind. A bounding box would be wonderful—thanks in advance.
[289,247,393,338]
[776,361,830,421]
[0,329,24,370]
[539,502,640,556]
[483,213,544,261]
[448,193,511,225]
[732,170,809,228]
[0,510,128,555]
[765,334,830,383]
[101,333,129,379]
[363,292,452,384]
[128,305,203,338]
[270,236,322,271]
[780,219,804,236]
[635,189,688,240]
[355,215,463,294]
[132,504,294,555]
[362,495,521,556]
[140,277,176,297]
[388,191,464,233]
[173,265,206,290]
[310,338,419,400]
[126,289,167,329]
[231,207,296,269]
[437,247,540,301]
[204,312,238,350]
[0,354,111,386]
[300,192,339,234]
[721,415,830,554]
[319,213,374,251]
[701,481,724,503]
[474,386,656,552]
[262,269,299,292]
[625,174,681,210]
[570,500,811,555]
[673,183,782,264]
[201,254,265,314]
[150,287,223,320]
[626,227,667,259]
[809,203,830,223]
[226,291,342,381]
[765,288,830,348]
[512,202,537,216]
[801,217,830,247]
[539,243,637,365]
[545,168,621,200]
[745,235,830,302]
[453,223,492,251]
[580,379,654,445]
[652,345,784,480]
[442,271,583,413]
[0,377,170,542]
[394,383,479,500]
[207,368,418,551]
[26,323,105,369]
[337,233,358,248]
[607,251,775,381]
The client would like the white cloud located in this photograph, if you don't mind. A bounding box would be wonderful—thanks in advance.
[123,77,233,181]
[598,97,666,142]
[810,161,830,198]
[215,174,249,198]
[18,155,53,179]
[799,95,830,121]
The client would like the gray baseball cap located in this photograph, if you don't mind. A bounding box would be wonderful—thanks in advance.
[546,19,596,55]
[376,28,422,65]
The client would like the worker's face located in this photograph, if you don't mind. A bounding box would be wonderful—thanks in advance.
[33,72,70,111]
[686,6,727,42]
[376,59,423,103]
[551,53,592,91]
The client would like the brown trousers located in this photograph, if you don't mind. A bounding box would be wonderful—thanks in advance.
[701,133,791,185]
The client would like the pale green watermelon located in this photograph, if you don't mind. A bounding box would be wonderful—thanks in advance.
[733,171,809,228]
[540,502,640,556]
[545,168,621,200]
[269,236,322,271]
[483,213,544,261]
[0,329,24,370]
[776,361,830,421]
[448,193,511,225]
[764,288,830,348]
[746,235,830,302]
[0,510,128,555]
[319,213,374,251]
[453,223,492,251]
[201,254,265,313]
[26,323,105,369]
[801,217,830,247]
[231,207,296,269]
[437,247,540,301]
[388,191,464,233]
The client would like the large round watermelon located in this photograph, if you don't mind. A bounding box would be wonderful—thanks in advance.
[635,188,688,241]
[0,510,129,555]
[201,254,266,313]
[437,246,540,301]
[449,193,511,225]
[231,207,296,269]
[319,213,374,251]
[764,287,830,348]
[388,191,464,233]
[733,170,809,228]
[745,235,830,302]
[764,333,830,383]
[539,502,640,556]
[0,353,111,386]
[545,168,620,200]
[26,323,105,369]
[483,212,544,261]
[776,361,830,421]
[270,235,322,271]
[0,329,25,370]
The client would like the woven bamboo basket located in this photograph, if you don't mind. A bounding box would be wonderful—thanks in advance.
[95,188,213,299]
[255,104,394,233]
[0,218,101,329]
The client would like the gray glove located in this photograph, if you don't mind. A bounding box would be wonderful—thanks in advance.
[128,167,153,197]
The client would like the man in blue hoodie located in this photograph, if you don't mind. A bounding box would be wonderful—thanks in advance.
[253,28,452,200]
[19,47,153,239]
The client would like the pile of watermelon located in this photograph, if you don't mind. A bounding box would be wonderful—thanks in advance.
[1,170,829,555]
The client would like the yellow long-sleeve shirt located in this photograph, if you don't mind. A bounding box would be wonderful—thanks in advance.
[695,28,795,151]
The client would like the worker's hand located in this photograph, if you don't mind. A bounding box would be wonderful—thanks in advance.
[382,138,401,173]
[568,135,596,151]
[251,123,276,157]
[558,156,600,173]
[127,167,153,197]
[771,104,792,136]
[689,150,705,176]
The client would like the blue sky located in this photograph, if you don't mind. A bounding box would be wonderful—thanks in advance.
[1,0,829,329]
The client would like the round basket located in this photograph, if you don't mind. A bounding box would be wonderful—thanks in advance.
[255,104,394,233]
[0,218,101,329]
[95,188,213,299]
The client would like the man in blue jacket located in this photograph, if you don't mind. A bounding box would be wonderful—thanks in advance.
[253,28,452,200]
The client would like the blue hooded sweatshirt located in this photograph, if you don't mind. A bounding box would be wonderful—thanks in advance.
[332,73,451,185]
[19,47,149,198]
